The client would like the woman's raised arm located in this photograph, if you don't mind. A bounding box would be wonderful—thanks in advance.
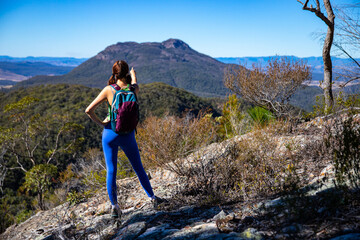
[130,67,139,95]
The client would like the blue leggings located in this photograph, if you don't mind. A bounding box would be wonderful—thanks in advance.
[102,123,154,205]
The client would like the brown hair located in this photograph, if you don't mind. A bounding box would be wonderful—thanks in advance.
[108,60,131,85]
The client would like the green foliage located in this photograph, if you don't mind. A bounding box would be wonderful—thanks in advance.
[23,164,58,210]
[66,190,91,206]
[138,82,221,119]
[1,100,84,185]
[247,106,274,127]
[23,164,58,193]
[82,170,107,191]
[216,94,247,139]
[15,209,33,224]
[0,189,33,233]
[307,91,360,118]
[4,96,39,113]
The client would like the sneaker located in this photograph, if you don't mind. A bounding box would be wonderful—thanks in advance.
[151,196,168,209]
[111,205,122,219]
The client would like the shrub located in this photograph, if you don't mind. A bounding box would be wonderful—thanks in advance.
[179,122,304,205]
[66,190,91,206]
[325,115,360,189]
[224,56,311,117]
[23,164,58,210]
[137,112,218,174]
[15,209,33,224]
[216,94,248,139]
[228,129,296,199]
[247,106,274,127]
[308,91,360,118]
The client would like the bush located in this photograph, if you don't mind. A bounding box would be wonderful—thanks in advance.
[308,91,360,118]
[325,115,360,189]
[224,56,311,117]
[216,94,249,139]
[247,106,274,127]
[66,190,91,206]
[137,112,218,174]
[23,164,58,210]
[179,121,304,205]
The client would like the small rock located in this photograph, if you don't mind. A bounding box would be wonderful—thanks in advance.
[216,219,238,233]
[114,221,147,240]
[213,210,227,220]
[216,212,240,233]
[264,197,284,208]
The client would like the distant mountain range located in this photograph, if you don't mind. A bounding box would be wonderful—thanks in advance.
[216,56,360,73]
[0,57,86,85]
[1,51,358,88]
[0,56,87,67]
[0,62,73,80]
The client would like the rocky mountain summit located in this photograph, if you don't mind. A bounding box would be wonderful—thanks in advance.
[17,39,227,97]
[2,115,360,240]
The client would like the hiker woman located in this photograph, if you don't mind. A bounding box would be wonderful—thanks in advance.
[85,60,164,219]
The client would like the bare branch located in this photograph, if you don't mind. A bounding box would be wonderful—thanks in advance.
[47,125,64,164]
[339,76,360,88]
[298,0,333,27]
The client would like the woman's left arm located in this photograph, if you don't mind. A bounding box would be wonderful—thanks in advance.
[130,67,139,95]
[85,87,109,127]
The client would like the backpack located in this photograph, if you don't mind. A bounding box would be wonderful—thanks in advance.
[109,84,139,134]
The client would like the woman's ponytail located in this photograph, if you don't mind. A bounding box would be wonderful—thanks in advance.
[108,73,116,85]
[108,60,130,85]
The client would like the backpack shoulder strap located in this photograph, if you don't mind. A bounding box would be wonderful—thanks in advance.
[110,84,121,91]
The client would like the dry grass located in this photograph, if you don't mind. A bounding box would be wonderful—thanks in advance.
[136,113,218,174]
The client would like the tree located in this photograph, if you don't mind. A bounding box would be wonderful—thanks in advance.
[333,3,360,87]
[298,0,335,112]
[0,96,84,185]
[23,164,57,210]
[224,57,311,117]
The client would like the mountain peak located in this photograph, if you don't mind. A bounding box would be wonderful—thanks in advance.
[162,39,190,49]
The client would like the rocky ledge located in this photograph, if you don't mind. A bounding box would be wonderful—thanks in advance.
[2,115,360,240]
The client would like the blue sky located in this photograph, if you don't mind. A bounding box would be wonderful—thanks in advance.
[0,0,356,58]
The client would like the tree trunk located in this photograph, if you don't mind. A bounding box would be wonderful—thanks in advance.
[298,0,336,113]
[323,0,335,113]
